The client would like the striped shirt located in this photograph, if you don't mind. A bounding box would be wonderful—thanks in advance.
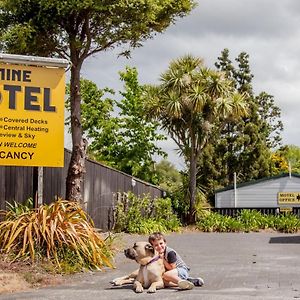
[164,246,189,270]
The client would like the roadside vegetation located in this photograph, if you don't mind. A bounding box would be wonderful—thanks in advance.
[113,192,181,234]
[112,192,300,234]
[0,199,115,275]
[196,209,300,233]
[113,196,300,234]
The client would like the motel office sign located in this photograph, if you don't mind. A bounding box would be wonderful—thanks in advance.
[0,54,68,167]
[278,192,300,205]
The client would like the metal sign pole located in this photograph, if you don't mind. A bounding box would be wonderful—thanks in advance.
[38,166,43,206]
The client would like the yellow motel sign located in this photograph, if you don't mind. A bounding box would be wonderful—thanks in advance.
[0,54,68,167]
[278,192,300,205]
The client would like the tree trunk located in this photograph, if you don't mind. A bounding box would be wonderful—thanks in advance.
[65,60,86,204]
[188,149,197,224]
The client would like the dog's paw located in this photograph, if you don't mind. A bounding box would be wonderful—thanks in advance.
[110,278,122,286]
[133,281,144,293]
[147,287,157,293]
[135,286,144,293]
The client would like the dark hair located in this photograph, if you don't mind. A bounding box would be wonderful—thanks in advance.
[148,232,166,243]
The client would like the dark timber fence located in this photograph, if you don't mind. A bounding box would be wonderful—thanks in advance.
[212,207,279,217]
[212,207,300,217]
[0,149,164,230]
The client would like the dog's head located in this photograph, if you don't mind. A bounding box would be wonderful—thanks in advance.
[124,241,156,265]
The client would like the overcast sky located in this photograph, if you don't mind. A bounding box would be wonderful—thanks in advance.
[75,0,300,169]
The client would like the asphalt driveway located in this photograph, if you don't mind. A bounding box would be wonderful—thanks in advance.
[1,232,300,300]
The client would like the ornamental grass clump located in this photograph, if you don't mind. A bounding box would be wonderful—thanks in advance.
[273,213,300,233]
[196,209,300,233]
[196,211,243,232]
[237,209,263,232]
[0,199,114,273]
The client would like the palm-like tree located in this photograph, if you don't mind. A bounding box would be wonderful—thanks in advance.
[145,55,249,223]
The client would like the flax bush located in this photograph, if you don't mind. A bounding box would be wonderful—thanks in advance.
[5,198,33,217]
[0,199,114,273]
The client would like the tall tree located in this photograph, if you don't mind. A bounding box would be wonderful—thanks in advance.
[0,0,196,203]
[271,145,300,175]
[285,145,300,174]
[270,146,289,175]
[79,67,166,184]
[213,49,283,185]
[256,91,283,149]
[155,159,182,192]
[145,55,248,223]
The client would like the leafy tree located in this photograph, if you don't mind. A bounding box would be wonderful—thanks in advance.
[0,0,196,203]
[208,49,284,186]
[68,68,166,183]
[197,143,226,203]
[65,78,116,160]
[87,67,167,183]
[271,144,300,175]
[285,145,300,174]
[66,79,115,137]
[257,91,283,149]
[270,148,289,175]
[198,49,284,204]
[145,55,248,223]
[155,159,182,192]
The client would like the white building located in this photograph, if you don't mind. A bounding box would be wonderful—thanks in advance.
[215,173,300,212]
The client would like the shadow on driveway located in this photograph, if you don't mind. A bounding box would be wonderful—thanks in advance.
[269,235,300,244]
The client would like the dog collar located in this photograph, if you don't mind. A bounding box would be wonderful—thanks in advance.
[145,256,160,266]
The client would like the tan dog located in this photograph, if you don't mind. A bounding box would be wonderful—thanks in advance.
[111,241,165,293]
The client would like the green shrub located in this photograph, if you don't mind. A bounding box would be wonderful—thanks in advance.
[264,214,278,229]
[196,209,300,233]
[238,210,262,232]
[222,216,243,232]
[114,192,152,232]
[196,213,217,232]
[114,192,181,234]
[273,213,300,233]
[196,212,236,232]
[153,197,181,231]
[128,219,166,235]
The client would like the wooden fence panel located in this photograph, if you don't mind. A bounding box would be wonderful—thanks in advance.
[0,167,5,210]
[43,149,71,204]
[0,149,164,230]
[0,166,33,209]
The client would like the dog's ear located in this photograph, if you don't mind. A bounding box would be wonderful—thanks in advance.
[145,243,155,254]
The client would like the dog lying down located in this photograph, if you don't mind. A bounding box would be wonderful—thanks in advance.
[110,241,165,293]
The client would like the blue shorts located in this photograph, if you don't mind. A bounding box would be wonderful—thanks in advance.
[177,267,189,280]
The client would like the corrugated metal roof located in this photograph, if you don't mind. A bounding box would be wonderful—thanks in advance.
[215,173,300,193]
[0,53,69,68]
